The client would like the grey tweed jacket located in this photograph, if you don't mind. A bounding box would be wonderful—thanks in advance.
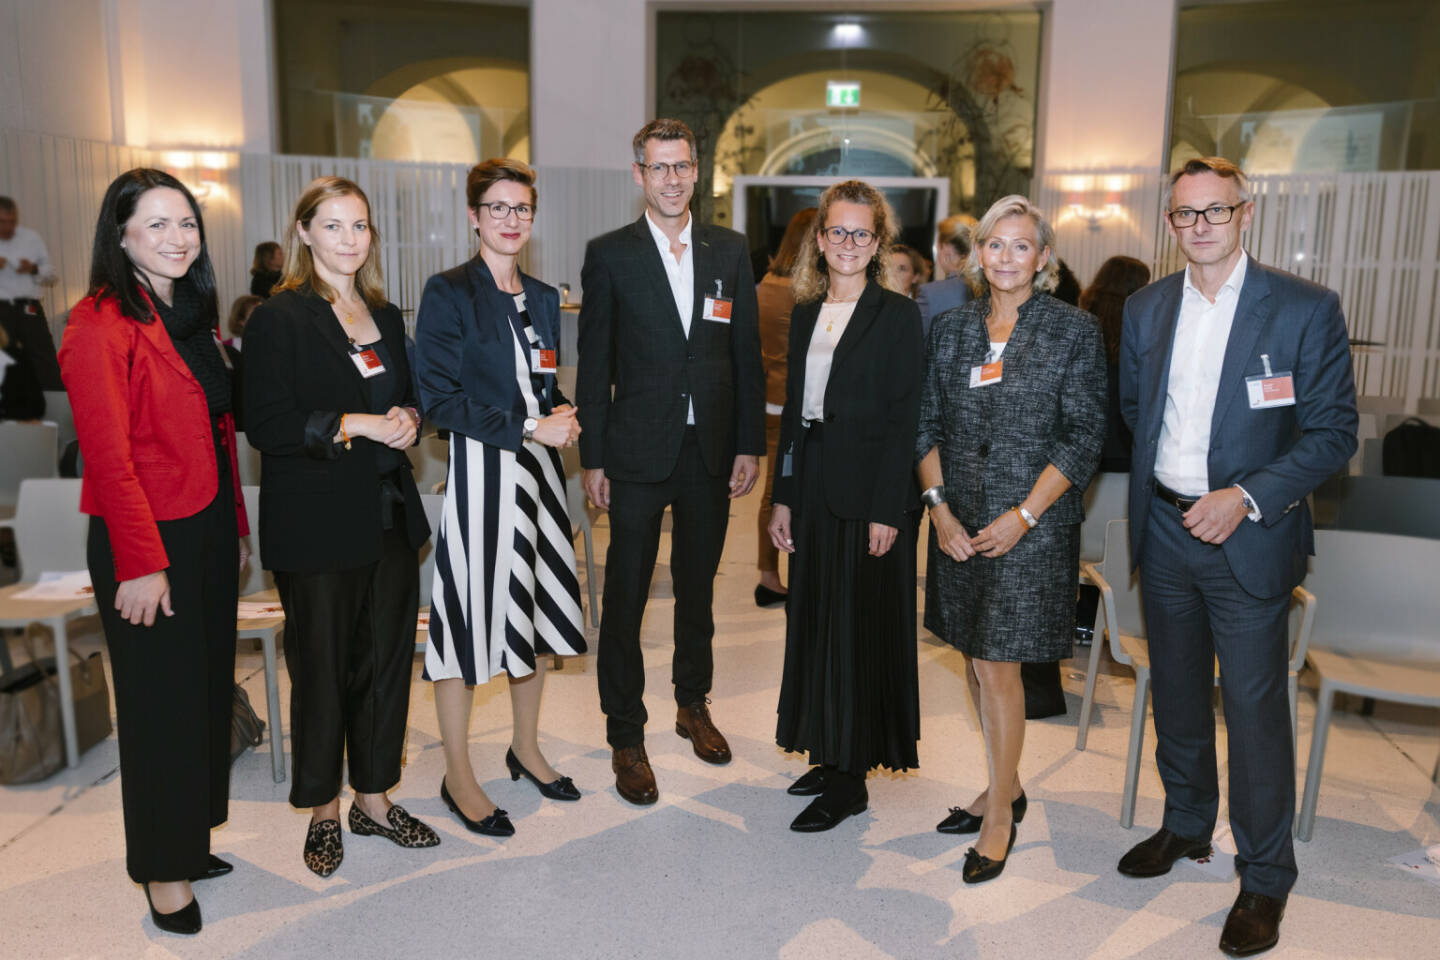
[915,292,1107,529]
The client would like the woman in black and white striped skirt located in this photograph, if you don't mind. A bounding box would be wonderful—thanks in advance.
[413,158,586,837]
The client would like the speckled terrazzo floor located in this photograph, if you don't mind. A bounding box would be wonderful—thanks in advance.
[2,488,1437,960]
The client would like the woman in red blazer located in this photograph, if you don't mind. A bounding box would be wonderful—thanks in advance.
[59,169,247,936]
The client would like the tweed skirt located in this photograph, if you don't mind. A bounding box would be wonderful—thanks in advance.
[924,520,1080,662]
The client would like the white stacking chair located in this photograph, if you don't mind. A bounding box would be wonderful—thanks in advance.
[1080,520,1315,828]
[1074,471,1129,749]
[561,445,601,628]
[1296,530,1440,841]
[0,478,96,767]
[41,390,76,459]
[237,485,287,783]
[0,421,59,519]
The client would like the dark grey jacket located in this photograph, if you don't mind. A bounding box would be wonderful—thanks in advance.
[915,292,1107,529]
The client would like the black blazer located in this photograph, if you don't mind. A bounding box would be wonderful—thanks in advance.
[243,287,429,573]
[772,282,924,526]
[575,215,765,482]
[915,292,1108,530]
[413,255,568,447]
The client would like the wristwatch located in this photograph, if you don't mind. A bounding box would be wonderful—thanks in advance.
[522,417,539,442]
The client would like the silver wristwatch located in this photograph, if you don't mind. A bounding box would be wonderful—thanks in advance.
[522,417,539,442]
[920,484,946,508]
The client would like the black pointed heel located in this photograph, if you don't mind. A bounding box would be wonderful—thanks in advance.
[189,854,233,881]
[143,884,202,935]
[505,748,581,801]
[441,777,515,836]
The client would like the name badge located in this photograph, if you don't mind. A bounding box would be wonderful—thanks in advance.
[1246,373,1295,408]
[969,360,1003,388]
[350,348,386,379]
[703,296,732,323]
[23,302,38,316]
[531,346,557,374]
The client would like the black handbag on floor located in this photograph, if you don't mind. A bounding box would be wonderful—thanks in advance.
[229,683,264,764]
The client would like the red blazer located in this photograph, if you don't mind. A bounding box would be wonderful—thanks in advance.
[59,291,249,582]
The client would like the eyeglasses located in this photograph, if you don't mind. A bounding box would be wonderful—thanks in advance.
[476,201,535,221]
[639,160,696,180]
[1167,204,1242,228]
[822,226,876,248]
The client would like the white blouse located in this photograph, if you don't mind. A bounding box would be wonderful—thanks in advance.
[801,299,859,421]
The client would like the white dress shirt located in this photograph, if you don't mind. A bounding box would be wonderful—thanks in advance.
[801,299,857,421]
[0,226,57,301]
[1154,254,1260,518]
[644,210,695,424]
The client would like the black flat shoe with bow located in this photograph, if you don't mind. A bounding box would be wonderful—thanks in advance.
[506,748,581,801]
[962,823,1017,884]
[937,790,1028,835]
[441,778,515,837]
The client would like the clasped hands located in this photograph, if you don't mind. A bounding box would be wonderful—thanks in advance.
[929,504,1029,561]
[339,406,420,449]
[530,404,581,448]
[1180,486,1249,544]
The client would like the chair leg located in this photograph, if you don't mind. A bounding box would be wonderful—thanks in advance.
[53,619,79,768]
[1075,621,1107,751]
[260,628,286,784]
[1297,683,1334,842]
[583,522,600,629]
[1121,667,1150,829]
[1288,675,1299,767]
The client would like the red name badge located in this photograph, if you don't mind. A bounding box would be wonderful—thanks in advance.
[969,360,1003,388]
[531,347,557,373]
[23,302,38,316]
[1246,372,1295,409]
[703,296,733,322]
[350,348,386,378]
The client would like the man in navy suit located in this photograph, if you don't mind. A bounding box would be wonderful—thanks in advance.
[914,213,973,341]
[576,119,765,806]
[1117,157,1357,957]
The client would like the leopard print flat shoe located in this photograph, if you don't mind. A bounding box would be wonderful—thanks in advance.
[303,819,343,877]
[348,803,441,849]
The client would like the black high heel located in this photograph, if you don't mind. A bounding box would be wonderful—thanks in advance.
[143,883,202,935]
[506,748,581,801]
[189,854,233,881]
[937,790,1028,835]
[962,823,1018,884]
[441,778,515,836]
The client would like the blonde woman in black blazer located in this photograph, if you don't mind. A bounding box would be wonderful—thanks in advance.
[768,180,923,833]
[245,177,437,878]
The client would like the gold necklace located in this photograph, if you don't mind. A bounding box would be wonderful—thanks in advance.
[823,291,860,332]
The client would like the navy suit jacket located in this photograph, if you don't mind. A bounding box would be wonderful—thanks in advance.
[1118,256,1358,598]
[413,255,568,450]
[915,276,971,341]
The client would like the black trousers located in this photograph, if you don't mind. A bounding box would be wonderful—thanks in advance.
[1140,497,1298,898]
[598,428,731,749]
[0,298,63,391]
[275,524,419,808]
[89,440,238,883]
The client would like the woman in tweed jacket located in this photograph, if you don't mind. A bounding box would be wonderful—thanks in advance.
[915,195,1106,883]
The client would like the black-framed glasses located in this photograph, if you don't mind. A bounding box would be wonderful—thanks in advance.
[639,160,696,180]
[477,201,535,221]
[822,226,876,247]
[1167,204,1242,228]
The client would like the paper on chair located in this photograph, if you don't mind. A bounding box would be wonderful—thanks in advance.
[14,570,94,600]
[236,600,285,619]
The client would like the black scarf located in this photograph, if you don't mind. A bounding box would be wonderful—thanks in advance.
[153,277,231,416]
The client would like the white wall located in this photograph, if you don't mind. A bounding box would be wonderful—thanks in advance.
[0,0,115,141]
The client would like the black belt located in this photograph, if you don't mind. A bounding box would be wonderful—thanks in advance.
[1154,479,1203,513]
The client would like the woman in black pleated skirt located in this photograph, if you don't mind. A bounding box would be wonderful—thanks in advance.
[769,179,924,832]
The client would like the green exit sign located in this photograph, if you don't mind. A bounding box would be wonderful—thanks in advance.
[826,81,861,109]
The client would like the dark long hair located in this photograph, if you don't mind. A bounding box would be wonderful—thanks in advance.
[87,168,218,325]
[1079,255,1151,364]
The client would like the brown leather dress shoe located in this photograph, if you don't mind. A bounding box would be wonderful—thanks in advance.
[1219,891,1286,957]
[675,700,732,764]
[612,744,659,805]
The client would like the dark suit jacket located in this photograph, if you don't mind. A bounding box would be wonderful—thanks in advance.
[575,215,765,482]
[772,282,923,526]
[915,293,1108,530]
[244,287,429,573]
[1119,257,1359,598]
[915,275,971,342]
[413,256,568,447]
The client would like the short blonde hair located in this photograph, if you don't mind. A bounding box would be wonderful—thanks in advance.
[963,194,1058,296]
[274,176,387,309]
[791,180,902,304]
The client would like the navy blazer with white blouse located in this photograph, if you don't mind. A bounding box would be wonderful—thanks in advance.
[413,254,569,450]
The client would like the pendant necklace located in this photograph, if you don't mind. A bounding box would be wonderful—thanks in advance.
[823,290,861,332]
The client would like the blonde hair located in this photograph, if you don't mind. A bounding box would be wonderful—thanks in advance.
[791,180,902,304]
[963,194,1059,296]
[274,176,387,309]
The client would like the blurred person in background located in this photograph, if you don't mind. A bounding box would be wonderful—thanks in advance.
[0,195,62,398]
[249,240,282,298]
[888,242,925,298]
[915,213,974,339]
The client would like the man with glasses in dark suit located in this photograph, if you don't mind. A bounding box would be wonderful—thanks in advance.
[1117,157,1357,957]
[576,118,765,805]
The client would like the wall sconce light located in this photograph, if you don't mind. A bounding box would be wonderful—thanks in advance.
[160,150,226,205]
[1068,201,1122,231]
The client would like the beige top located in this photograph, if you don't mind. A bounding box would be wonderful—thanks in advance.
[801,299,859,421]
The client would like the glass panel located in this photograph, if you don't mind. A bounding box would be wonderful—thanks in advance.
[655,10,1043,228]
[274,0,530,163]
[1171,0,1440,173]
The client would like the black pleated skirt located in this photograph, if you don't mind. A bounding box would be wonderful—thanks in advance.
[775,427,920,774]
